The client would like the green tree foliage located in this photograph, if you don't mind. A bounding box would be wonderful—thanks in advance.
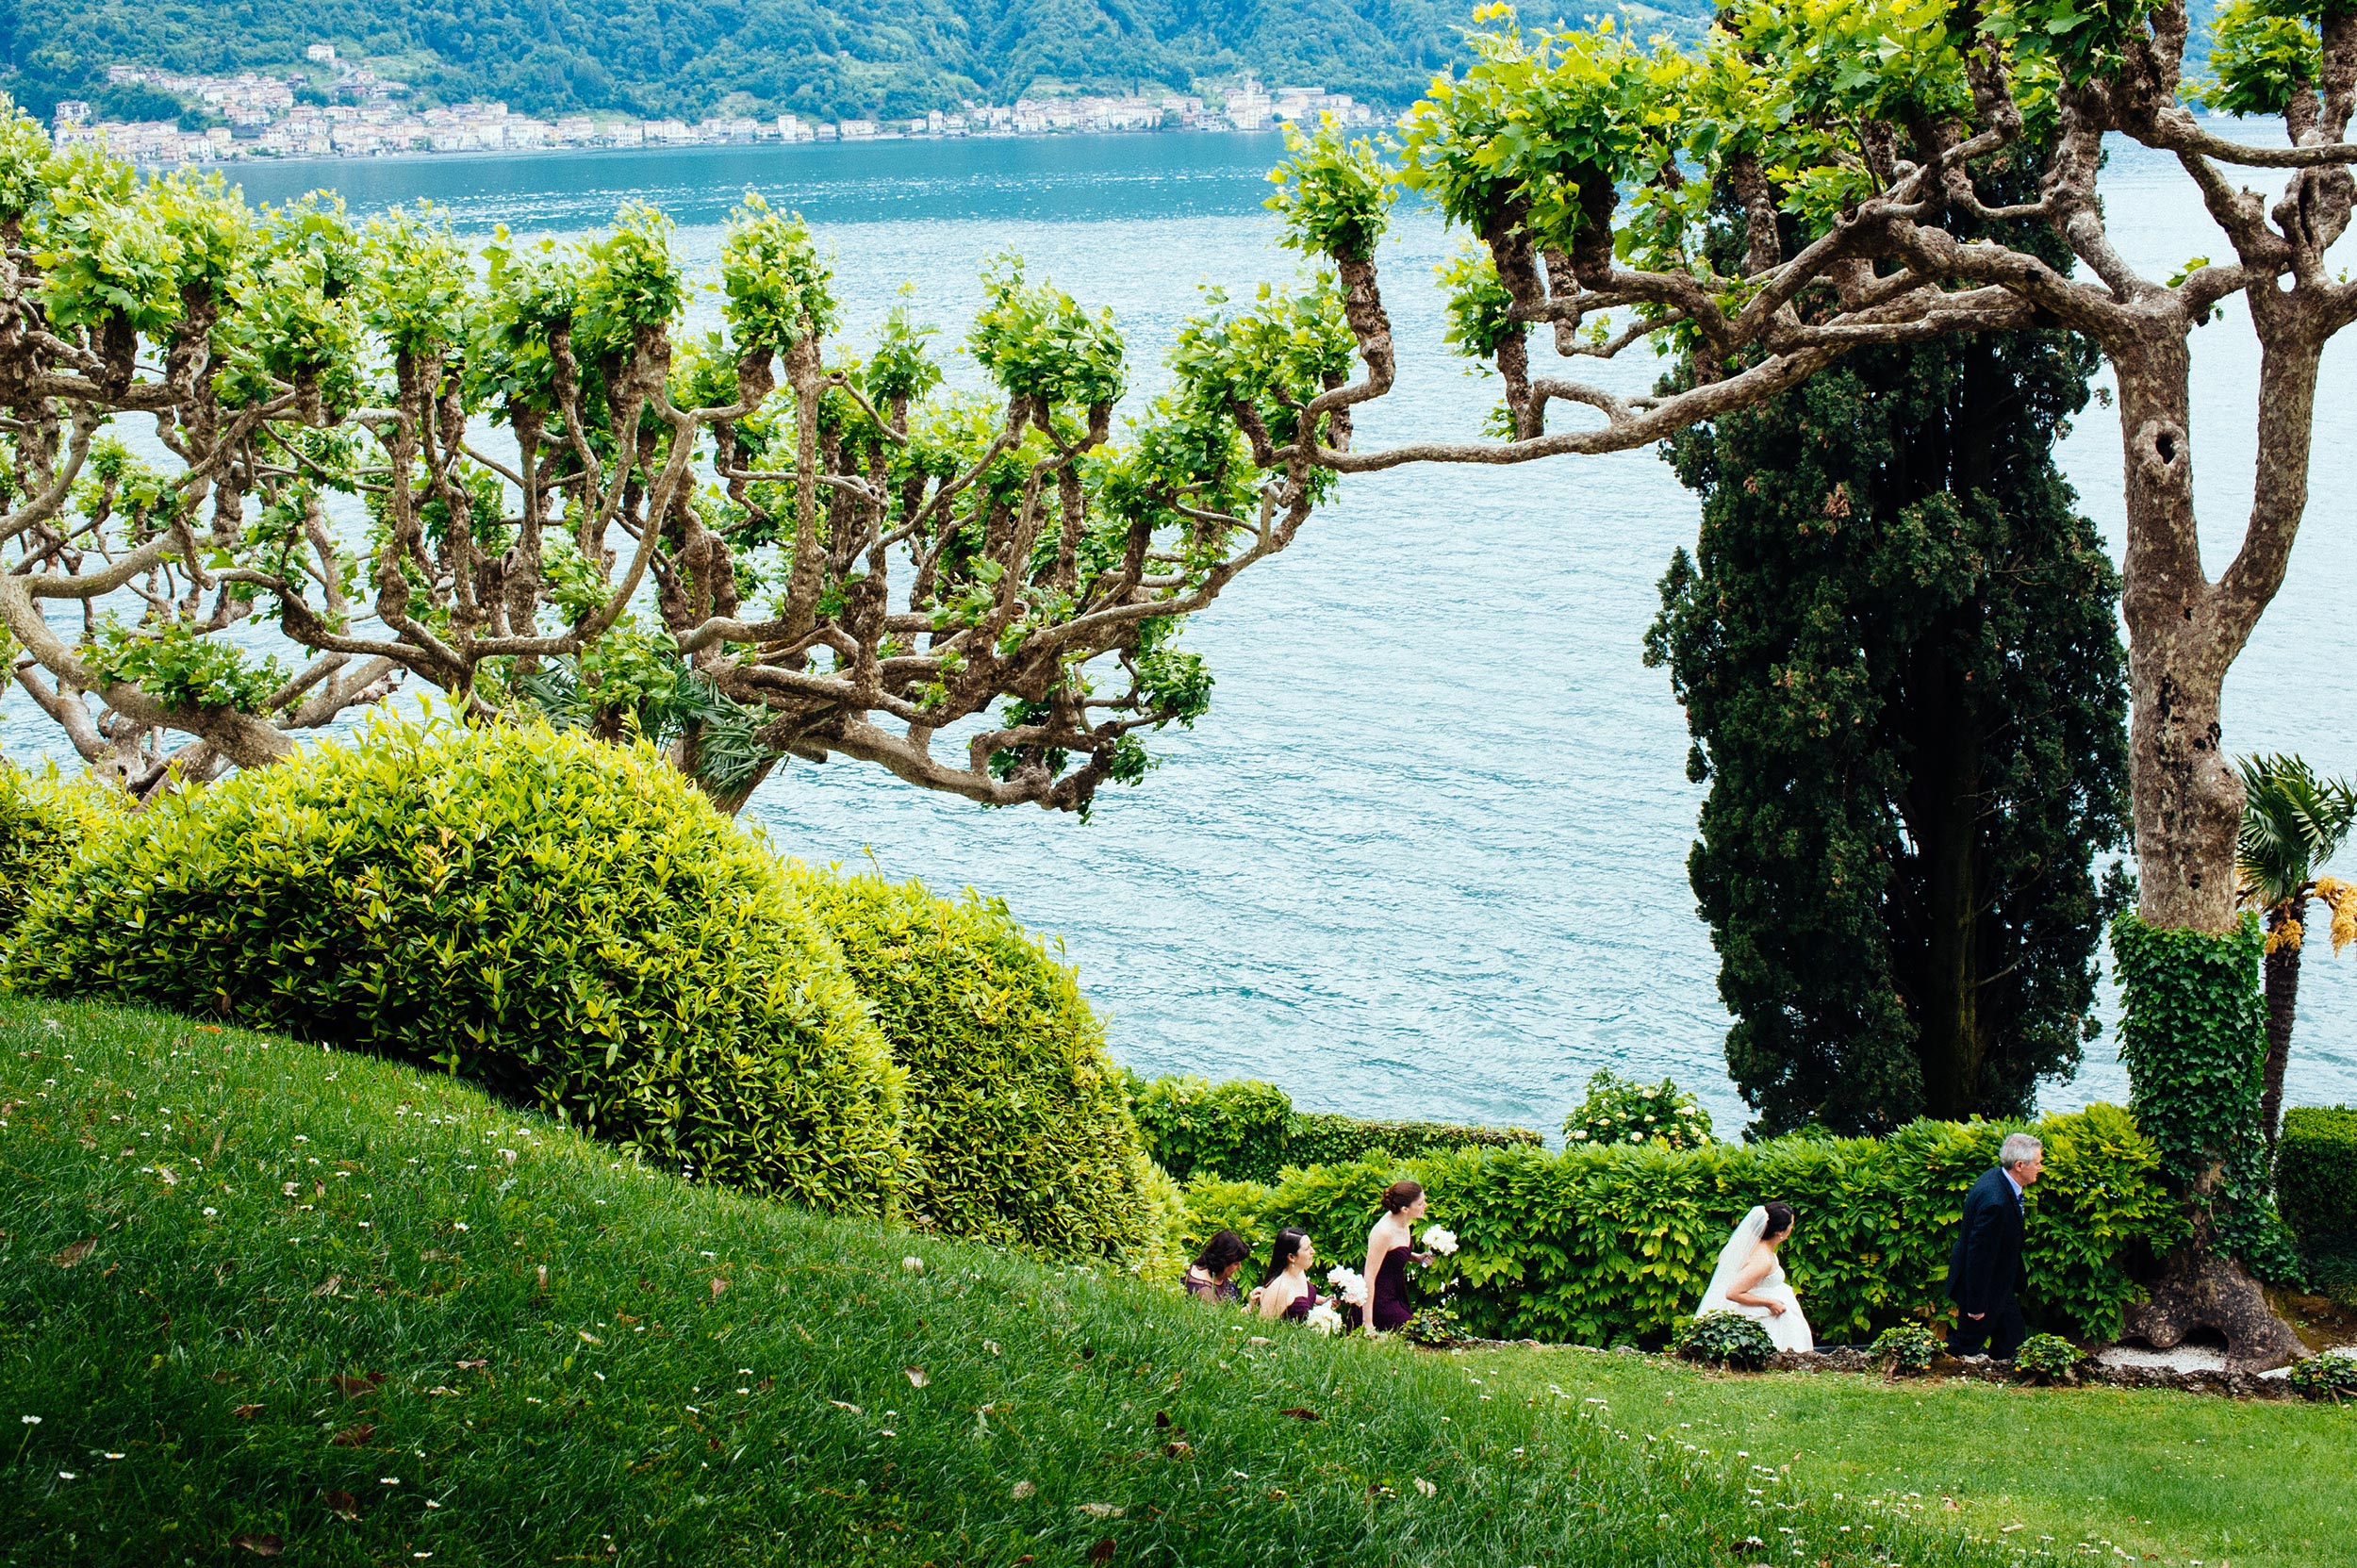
[1129,1072,1539,1182]
[1177,1104,2180,1345]
[2276,1105,2357,1244]
[788,866,1172,1263]
[1648,165,2130,1136]
[2,717,912,1213]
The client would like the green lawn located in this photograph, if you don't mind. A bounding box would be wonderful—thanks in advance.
[0,998,2345,1567]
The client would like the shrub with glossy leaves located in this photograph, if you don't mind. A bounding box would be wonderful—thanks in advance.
[789,867,1169,1263]
[1873,1323,1943,1374]
[4,718,908,1213]
[2279,1106,2357,1244]
[2012,1332,2085,1382]
[1673,1311,1776,1370]
[2285,1347,2357,1401]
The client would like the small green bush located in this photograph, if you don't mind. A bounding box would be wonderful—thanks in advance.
[1873,1323,1942,1374]
[1397,1305,1467,1346]
[1673,1311,1776,1370]
[2013,1333,2085,1382]
[1177,1104,2179,1346]
[1130,1072,1538,1182]
[1132,1074,1294,1182]
[0,764,120,949]
[1562,1069,1713,1150]
[788,866,1168,1263]
[5,718,909,1213]
[2279,1107,2357,1244]
[2285,1348,2357,1402]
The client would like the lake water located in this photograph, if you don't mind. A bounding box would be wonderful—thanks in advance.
[11,129,2357,1135]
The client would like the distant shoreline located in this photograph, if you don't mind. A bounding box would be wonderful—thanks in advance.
[187,123,1295,174]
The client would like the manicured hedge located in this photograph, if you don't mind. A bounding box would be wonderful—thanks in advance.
[1131,1072,1539,1183]
[1182,1105,2181,1345]
[4,718,910,1213]
[2279,1106,2357,1243]
[789,867,1171,1263]
[0,764,119,946]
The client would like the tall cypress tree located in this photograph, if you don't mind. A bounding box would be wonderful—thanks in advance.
[1648,174,2132,1136]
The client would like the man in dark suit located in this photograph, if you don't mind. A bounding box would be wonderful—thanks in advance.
[1946,1131,2043,1359]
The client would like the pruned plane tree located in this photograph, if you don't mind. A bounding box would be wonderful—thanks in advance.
[0,115,1353,813]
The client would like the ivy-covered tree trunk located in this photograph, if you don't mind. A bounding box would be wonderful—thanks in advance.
[1653,321,2131,1136]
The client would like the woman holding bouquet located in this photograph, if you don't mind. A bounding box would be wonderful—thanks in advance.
[1356,1180,1429,1334]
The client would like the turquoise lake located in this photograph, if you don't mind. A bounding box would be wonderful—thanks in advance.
[11,128,2356,1134]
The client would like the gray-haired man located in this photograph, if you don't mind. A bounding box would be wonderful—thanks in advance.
[1945,1131,2044,1359]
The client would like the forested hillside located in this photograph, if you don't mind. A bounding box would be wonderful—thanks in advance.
[0,0,1711,126]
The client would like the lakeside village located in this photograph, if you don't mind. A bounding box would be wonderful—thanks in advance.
[50,44,1376,168]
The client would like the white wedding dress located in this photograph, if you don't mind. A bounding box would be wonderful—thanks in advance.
[1697,1207,1814,1353]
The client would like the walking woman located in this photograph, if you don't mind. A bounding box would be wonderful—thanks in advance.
[1357,1180,1429,1334]
[1253,1228,1324,1322]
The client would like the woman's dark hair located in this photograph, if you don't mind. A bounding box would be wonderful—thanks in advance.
[1381,1179,1425,1214]
[1261,1227,1310,1287]
[1761,1201,1795,1240]
[1193,1230,1250,1277]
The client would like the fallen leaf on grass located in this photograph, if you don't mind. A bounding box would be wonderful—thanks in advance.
[52,1238,95,1268]
[1088,1540,1115,1566]
[231,1404,264,1419]
[828,1400,862,1413]
[322,1489,361,1521]
[455,1359,487,1371]
[902,1366,929,1388]
[1077,1503,1124,1520]
[1412,1477,1437,1498]
[329,1373,384,1398]
[312,1276,342,1298]
[709,1278,727,1298]
[1162,1441,1192,1459]
[329,1424,375,1447]
[982,1339,999,1356]
[1277,1407,1321,1422]
[229,1535,283,1557]
[1010,1479,1035,1500]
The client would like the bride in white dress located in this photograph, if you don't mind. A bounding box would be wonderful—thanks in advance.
[1697,1201,1813,1352]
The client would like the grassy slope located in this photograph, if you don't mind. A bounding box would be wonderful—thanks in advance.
[0,1000,2342,1568]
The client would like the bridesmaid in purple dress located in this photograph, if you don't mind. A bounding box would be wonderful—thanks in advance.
[1358,1180,1431,1334]
[1250,1228,1327,1322]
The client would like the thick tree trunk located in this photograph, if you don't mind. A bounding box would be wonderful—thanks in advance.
[2260,898,2306,1147]
[2111,334,2302,1367]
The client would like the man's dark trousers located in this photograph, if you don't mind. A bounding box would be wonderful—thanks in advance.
[1946,1164,2029,1359]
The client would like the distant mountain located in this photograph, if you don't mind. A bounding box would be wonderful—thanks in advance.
[0,0,1722,128]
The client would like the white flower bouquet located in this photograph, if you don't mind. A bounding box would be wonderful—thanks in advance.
[1304,1299,1344,1336]
[1326,1263,1367,1307]
[1420,1225,1459,1257]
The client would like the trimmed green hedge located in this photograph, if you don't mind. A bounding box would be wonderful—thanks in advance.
[3,718,910,1213]
[789,867,1171,1263]
[2279,1106,2357,1243]
[1181,1105,2181,1345]
[0,764,118,946]
[1131,1072,1540,1183]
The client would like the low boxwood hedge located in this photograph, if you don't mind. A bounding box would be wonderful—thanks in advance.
[1131,1072,1539,1183]
[2278,1106,2357,1245]
[1180,1104,2180,1345]
[789,867,1171,1263]
[3,718,909,1213]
